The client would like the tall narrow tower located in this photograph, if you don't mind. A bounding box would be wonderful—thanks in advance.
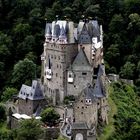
[42,20,78,103]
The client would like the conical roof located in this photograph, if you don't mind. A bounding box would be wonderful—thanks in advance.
[52,24,60,38]
[59,26,67,39]
[93,77,105,98]
[45,25,52,37]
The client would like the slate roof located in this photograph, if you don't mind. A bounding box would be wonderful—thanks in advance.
[45,23,52,35]
[45,25,52,37]
[72,48,92,71]
[84,84,96,102]
[91,20,100,38]
[78,24,92,44]
[59,26,67,39]
[98,64,105,77]
[18,80,44,100]
[52,24,60,38]
[72,122,89,130]
[93,77,104,98]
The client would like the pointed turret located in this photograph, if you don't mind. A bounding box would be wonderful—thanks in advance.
[93,77,105,98]
[78,23,91,44]
[52,24,60,42]
[58,26,67,43]
[45,26,52,42]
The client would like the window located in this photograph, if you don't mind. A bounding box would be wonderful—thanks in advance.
[82,72,87,75]
[81,100,83,103]
[81,112,83,114]
[56,73,58,77]
[82,106,84,109]
[69,73,72,78]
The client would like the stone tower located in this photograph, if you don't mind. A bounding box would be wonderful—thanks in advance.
[43,21,78,102]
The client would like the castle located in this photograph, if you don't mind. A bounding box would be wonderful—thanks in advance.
[12,19,108,140]
[41,19,108,139]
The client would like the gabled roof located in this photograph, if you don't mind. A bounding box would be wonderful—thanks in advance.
[72,48,92,71]
[18,85,31,100]
[18,80,44,100]
[28,80,44,100]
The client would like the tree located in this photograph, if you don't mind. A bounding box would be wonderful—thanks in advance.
[41,107,60,127]
[15,119,42,140]
[11,58,36,89]
[132,35,140,54]
[119,61,136,79]
[1,87,18,102]
[105,44,121,71]
[109,14,124,33]
[137,61,140,78]
[0,104,6,122]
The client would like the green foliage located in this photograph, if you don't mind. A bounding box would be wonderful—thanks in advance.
[0,123,13,140]
[41,107,60,127]
[11,58,36,89]
[109,82,140,140]
[14,119,42,140]
[1,87,18,102]
[63,95,75,105]
[0,104,6,122]
[119,61,136,79]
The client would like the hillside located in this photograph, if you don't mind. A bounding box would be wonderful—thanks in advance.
[98,82,140,140]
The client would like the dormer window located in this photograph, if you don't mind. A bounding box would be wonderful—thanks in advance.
[68,71,74,83]
[85,99,92,105]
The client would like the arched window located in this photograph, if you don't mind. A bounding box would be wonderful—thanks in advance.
[75,133,83,140]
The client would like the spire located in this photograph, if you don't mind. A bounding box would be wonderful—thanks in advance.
[52,24,60,38]
[59,26,67,39]
[93,77,104,98]
[97,64,105,77]
[45,26,52,38]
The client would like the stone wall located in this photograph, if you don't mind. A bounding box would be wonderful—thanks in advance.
[67,71,93,96]
[74,95,98,128]
[44,42,78,102]
[18,99,46,116]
